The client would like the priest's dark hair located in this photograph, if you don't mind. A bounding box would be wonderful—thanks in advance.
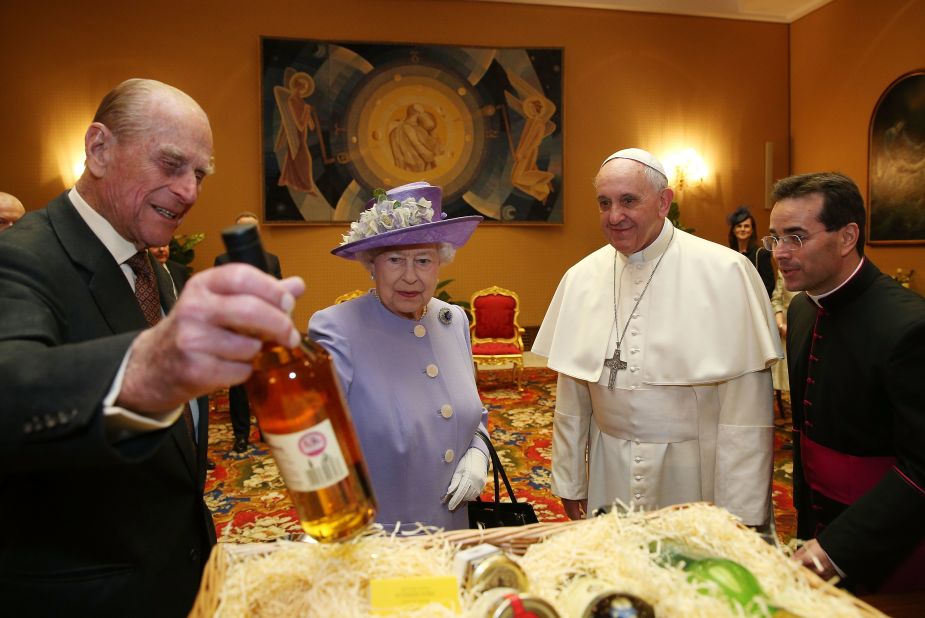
[771,172,866,257]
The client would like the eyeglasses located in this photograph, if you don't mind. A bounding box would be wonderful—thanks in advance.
[760,230,826,252]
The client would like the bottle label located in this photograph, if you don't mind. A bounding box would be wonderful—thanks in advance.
[264,419,349,491]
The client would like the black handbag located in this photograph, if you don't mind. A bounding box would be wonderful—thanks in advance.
[468,430,539,529]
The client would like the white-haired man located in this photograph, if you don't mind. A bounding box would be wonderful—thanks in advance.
[0,78,304,616]
[534,148,781,527]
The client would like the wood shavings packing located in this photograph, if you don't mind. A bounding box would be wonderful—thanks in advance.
[209,504,875,617]
[518,503,870,617]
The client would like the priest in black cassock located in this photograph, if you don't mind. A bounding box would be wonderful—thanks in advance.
[769,171,925,593]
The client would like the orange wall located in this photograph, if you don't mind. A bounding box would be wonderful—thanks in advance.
[0,0,789,329]
[791,0,925,294]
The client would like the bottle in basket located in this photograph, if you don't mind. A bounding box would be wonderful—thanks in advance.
[221,224,377,542]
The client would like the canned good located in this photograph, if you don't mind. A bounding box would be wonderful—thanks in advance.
[558,577,654,618]
[466,553,529,594]
[471,587,561,618]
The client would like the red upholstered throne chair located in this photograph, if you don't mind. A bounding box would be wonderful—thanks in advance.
[469,285,526,390]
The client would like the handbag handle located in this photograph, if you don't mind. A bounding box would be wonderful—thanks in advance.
[474,429,520,505]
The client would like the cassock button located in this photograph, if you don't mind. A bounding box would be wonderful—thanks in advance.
[414,324,426,338]
[444,449,455,463]
[440,404,454,419]
[426,364,439,378]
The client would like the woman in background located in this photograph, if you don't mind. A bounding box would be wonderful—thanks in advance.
[771,269,797,416]
[309,182,488,532]
[728,206,775,297]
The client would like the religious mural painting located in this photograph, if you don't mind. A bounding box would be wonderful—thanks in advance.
[868,70,925,244]
[260,37,563,225]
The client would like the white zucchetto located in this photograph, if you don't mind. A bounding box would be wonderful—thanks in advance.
[600,148,667,178]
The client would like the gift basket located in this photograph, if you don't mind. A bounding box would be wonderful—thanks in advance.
[190,503,883,617]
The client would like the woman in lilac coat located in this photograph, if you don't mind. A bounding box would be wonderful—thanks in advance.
[309,182,489,532]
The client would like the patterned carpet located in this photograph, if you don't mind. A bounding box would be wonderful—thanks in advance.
[204,367,795,544]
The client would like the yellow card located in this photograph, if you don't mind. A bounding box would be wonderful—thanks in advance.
[369,575,461,614]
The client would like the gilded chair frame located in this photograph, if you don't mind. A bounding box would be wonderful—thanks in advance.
[334,289,366,304]
[469,285,526,390]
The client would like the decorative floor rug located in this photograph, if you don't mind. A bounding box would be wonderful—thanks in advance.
[204,367,795,544]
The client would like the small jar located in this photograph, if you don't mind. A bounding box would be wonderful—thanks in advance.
[558,577,655,618]
[471,587,561,618]
[466,553,529,594]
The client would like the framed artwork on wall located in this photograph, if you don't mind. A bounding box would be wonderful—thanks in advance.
[868,70,925,244]
[260,37,563,225]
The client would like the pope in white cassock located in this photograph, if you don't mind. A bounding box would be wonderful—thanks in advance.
[532,148,782,526]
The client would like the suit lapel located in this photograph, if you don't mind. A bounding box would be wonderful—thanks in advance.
[153,253,178,310]
[48,195,198,479]
[48,195,149,333]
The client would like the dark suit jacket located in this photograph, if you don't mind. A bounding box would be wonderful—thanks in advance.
[165,258,190,291]
[788,258,925,590]
[214,249,282,279]
[0,193,216,617]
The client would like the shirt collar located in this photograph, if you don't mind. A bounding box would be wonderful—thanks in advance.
[68,187,139,265]
[624,218,674,264]
[807,257,865,306]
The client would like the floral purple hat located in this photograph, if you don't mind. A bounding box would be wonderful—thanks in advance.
[332,181,482,260]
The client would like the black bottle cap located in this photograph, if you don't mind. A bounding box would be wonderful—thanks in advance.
[221,224,269,273]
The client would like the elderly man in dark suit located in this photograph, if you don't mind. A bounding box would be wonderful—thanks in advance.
[214,211,282,453]
[0,78,304,617]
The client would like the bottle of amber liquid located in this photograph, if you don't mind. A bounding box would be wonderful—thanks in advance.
[222,224,377,542]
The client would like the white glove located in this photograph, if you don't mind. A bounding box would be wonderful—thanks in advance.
[443,447,489,511]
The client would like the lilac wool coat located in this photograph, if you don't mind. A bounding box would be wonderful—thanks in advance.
[309,292,488,532]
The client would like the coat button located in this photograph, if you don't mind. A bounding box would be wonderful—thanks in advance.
[426,364,439,378]
[189,548,198,562]
[634,456,641,463]
[440,404,453,419]
[635,475,642,481]
[414,324,426,338]
[634,492,642,499]
[444,449,455,463]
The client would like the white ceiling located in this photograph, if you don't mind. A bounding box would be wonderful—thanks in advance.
[466,0,835,23]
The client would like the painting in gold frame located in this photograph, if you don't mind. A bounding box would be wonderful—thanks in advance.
[868,70,925,244]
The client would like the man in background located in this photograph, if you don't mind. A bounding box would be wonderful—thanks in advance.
[0,78,304,616]
[214,211,282,453]
[0,191,25,231]
[533,148,781,528]
[150,243,190,292]
[770,172,925,592]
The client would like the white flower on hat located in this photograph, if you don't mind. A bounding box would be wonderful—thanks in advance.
[341,189,437,245]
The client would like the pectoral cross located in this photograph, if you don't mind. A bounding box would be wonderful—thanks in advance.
[604,346,627,391]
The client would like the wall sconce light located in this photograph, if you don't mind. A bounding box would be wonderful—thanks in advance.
[55,147,85,188]
[662,148,708,193]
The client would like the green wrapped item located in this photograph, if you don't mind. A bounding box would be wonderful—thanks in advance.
[654,543,797,617]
